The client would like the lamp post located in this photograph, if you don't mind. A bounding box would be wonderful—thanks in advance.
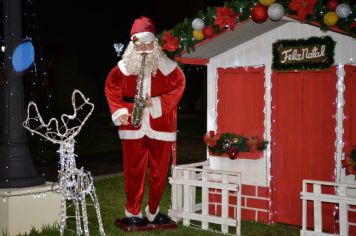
[0,0,45,187]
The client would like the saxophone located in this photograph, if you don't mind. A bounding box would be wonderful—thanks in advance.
[131,53,147,127]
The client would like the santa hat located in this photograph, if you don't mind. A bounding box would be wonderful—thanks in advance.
[130,16,156,43]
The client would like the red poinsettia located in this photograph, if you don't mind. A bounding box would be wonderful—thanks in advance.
[214,7,239,31]
[289,0,318,21]
[162,31,179,52]
[246,136,259,152]
[247,136,268,152]
[203,130,219,147]
[342,158,356,176]
[342,149,356,177]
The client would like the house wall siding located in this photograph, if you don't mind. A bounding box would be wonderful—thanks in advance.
[206,22,356,187]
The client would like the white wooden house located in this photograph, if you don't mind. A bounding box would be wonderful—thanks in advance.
[173,17,356,235]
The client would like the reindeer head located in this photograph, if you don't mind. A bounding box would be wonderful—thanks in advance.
[23,89,95,144]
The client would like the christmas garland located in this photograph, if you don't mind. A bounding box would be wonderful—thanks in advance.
[342,148,356,179]
[203,131,269,159]
[157,0,355,61]
[351,149,356,164]
[272,36,336,70]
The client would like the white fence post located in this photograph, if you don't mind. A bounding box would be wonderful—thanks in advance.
[202,171,209,230]
[302,180,307,233]
[339,186,348,236]
[300,180,356,236]
[169,161,242,236]
[313,184,322,233]
[221,173,229,234]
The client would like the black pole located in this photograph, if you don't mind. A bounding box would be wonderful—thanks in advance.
[0,0,45,187]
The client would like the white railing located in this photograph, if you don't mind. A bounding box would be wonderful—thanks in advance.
[300,180,356,236]
[169,161,242,235]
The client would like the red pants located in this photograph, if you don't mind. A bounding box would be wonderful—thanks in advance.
[122,136,173,215]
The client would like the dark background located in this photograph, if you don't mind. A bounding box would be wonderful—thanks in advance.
[30,0,222,113]
[6,0,224,175]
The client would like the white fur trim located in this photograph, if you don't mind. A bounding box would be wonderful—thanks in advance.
[119,129,176,141]
[118,108,176,141]
[145,206,159,222]
[125,209,143,218]
[132,32,156,42]
[149,97,162,118]
[112,108,129,126]
[118,60,130,76]
[158,57,177,76]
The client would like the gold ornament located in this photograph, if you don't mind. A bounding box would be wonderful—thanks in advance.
[193,30,204,41]
[232,137,239,144]
[324,12,339,26]
[259,0,275,6]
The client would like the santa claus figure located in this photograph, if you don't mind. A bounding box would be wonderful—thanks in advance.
[105,16,185,228]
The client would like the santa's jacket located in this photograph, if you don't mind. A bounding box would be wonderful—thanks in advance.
[105,57,185,141]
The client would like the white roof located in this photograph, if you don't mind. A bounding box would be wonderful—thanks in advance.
[180,18,289,62]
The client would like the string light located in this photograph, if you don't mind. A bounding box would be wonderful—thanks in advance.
[335,64,345,183]
[23,90,106,236]
[332,64,346,230]
[263,66,274,223]
[0,184,57,203]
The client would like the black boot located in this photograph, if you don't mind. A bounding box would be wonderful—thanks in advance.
[121,217,145,227]
[150,212,171,225]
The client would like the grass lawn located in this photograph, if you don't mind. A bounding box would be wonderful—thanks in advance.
[20,175,300,236]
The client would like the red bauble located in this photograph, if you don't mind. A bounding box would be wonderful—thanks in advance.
[227,147,239,160]
[203,25,214,38]
[251,4,268,23]
[327,0,339,11]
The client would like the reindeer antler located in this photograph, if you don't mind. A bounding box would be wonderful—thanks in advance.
[23,89,95,144]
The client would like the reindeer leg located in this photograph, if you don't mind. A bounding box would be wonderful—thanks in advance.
[59,196,66,236]
[89,190,106,236]
[74,200,83,236]
[81,193,90,236]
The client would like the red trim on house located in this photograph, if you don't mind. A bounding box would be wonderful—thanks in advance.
[257,211,269,223]
[350,225,356,236]
[241,197,246,207]
[257,186,269,198]
[246,198,269,209]
[210,151,264,160]
[209,184,270,222]
[349,210,356,221]
[209,192,221,203]
[241,209,256,221]
[241,184,256,196]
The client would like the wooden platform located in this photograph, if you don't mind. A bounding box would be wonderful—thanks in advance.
[114,218,177,232]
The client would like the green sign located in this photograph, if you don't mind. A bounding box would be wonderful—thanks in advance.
[272,36,335,71]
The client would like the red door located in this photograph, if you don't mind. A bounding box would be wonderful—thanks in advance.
[344,65,356,154]
[271,67,337,228]
[217,66,265,137]
[343,65,356,235]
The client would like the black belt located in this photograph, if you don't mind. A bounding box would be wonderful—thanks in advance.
[123,96,158,103]
[123,96,135,103]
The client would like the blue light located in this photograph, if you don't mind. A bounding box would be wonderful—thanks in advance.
[12,40,35,72]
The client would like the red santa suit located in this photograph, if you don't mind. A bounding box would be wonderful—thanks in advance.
[105,56,185,219]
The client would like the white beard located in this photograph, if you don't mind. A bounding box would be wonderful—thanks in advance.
[122,41,164,76]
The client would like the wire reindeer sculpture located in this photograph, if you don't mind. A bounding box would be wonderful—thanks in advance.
[23,90,106,236]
